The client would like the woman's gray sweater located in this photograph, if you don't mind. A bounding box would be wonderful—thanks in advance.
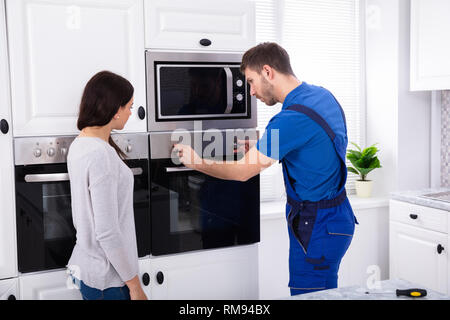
[66,136,139,290]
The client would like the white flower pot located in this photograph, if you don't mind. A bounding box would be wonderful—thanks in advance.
[355,180,373,198]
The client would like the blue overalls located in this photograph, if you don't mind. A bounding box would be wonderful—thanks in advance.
[282,101,358,295]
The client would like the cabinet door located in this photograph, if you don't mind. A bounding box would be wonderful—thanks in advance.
[390,221,447,294]
[0,278,19,300]
[150,245,259,299]
[6,0,146,136]
[19,269,82,300]
[138,258,152,299]
[145,0,255,51]
[410,0,450,90]
[0,0,18,280]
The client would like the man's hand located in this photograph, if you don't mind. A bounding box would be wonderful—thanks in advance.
[234,139,257,154]
[172,143,202,168]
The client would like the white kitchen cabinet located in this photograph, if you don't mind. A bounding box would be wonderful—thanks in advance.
[0,278,19,300]
[145,0,255,52]
[19,269,82,300]
[138,258,152,299]
[410,0,450,90]
[148,245,259,300]
[390,200,448,295]
[6,0,147,136]
[0,0,18,280]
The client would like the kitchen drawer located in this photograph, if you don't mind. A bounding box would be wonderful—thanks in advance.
[390,200,448,233]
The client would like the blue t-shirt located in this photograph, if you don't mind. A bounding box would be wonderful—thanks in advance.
[257,82,343,201]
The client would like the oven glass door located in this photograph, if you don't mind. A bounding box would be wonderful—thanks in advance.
[150,159,260,256]
[156,64,248,120]
[15,164,75,273]
[15,161,151,273]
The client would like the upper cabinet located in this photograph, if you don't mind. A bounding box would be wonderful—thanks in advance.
[145,0,256,52]
[410,0,450,91]
[6,0,147,137]
[0,0,18,280]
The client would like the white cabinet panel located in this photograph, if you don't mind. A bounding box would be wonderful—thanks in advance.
[145,0,255,51]
[390,200,448,233]
[149,245,259,300]
[19,269,82,300]
[0,278,19,300]
[7,0,146,136]
[410,0,450,90]
[390,221,447,294]
[138,258,152,299]
[0,0,18,280]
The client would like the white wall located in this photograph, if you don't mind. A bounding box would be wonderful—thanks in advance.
[365,0,431,196]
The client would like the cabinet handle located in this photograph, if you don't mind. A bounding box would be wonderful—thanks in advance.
[199,38,212,47]
[138,106,146,120]
[409,214,418,220]
[437,244,445,254]
[156,271,164,285]
[142,273,150,286]
[7,294,16,300]
[0,119,9,134]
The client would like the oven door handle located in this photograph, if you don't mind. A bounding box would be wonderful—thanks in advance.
[165,166,195,173]
[24,167,144,183]
[24,173,70,183]
[223,67,234,114]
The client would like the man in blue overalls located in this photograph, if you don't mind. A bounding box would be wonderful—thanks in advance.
[174,42,358,296]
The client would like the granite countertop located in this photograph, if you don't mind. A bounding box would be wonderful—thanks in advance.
[286,279,450,300]
[391,187,450,211]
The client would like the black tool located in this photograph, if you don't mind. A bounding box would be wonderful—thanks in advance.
[396,288,427,298]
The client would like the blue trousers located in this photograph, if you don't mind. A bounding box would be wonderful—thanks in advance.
[72,277,130,300]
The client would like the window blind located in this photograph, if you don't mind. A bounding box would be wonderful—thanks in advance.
[252,0,364,201]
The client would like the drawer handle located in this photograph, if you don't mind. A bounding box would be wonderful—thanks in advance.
[142,273,150,286]
[409,214,418,220]
[199,38,212,46]
[437,244,445,254]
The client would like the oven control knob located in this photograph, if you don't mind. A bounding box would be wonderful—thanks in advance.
[125,145,132,153]
[236,94,243,102]
[47,147,56,157]
[34,148,42,158]
[236,79,243,87]
[60,147,68,157]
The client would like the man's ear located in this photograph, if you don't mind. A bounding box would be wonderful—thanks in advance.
[262,65,274,80]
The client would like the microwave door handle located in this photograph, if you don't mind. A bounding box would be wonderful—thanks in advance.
[223,67,233,114]
[24,173,70,183]
[165,166,195,173]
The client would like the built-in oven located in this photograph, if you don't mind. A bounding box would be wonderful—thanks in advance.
[146,50,257,132]
[14,133,150,273]
[149,129,260,256]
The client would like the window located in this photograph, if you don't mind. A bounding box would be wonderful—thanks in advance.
[253,0,365,201]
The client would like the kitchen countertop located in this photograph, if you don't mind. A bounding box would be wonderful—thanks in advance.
[285,279,450,300]
[391,187,450,212]
[260,196,389,220]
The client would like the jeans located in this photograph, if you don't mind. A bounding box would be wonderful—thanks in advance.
[72,277,130,300]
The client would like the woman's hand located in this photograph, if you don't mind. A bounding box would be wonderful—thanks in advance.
[129,286,148,300]
[172,143,202,168]
[126,275,148,300]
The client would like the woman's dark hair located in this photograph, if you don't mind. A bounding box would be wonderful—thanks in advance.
[240,42,295,76]
[77,71,134,159]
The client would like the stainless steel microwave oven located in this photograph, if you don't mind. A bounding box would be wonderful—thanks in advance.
[146,50,257,132]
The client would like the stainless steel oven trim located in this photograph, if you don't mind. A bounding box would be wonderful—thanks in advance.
[146,50,257,132]
[14,133,149,166]
[24,167,144,183]
[155,64,248,119]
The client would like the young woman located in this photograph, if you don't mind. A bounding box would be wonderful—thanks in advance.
[67,71,147,300]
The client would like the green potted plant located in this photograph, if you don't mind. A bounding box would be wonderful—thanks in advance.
[346,142,382,197]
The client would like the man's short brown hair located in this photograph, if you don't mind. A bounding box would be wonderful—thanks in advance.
[240,42,295,76]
